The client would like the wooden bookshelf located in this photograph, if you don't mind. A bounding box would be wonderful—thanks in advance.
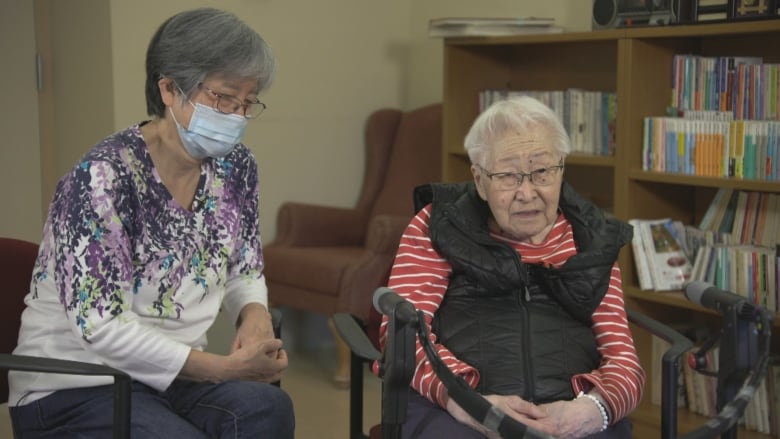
[441,19,780,438]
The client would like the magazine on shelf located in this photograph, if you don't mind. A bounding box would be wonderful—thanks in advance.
[637,218,694,291]
[428,17,563,38]
[629,219,655,290]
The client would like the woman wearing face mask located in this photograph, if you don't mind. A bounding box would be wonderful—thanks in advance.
[8,8,294,438]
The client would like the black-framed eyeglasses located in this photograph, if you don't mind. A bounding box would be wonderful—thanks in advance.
[198,83,266,119]
[479,160,564,190]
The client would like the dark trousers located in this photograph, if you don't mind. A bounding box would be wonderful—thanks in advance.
[402,391,632,439]
[10,379,295,439]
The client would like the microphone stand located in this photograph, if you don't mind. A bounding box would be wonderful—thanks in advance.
[716,304,761,439]
[680,302,772,439]
[379,304,418,439]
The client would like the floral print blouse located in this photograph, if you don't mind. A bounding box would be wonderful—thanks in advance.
[9,124,268,406]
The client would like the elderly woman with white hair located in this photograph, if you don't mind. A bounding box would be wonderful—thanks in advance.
[377,96,645,438]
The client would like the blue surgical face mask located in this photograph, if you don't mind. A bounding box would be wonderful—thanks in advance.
[170,101,248,160]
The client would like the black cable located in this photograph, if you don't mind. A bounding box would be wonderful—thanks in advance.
[416,310,555,439]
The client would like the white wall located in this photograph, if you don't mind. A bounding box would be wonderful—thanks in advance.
[49,0,114,179]
[0,0,43,242]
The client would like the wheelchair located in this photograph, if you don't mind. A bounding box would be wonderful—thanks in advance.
[334,285,773,439]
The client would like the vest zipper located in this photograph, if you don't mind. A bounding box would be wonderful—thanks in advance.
[520,265,534,402]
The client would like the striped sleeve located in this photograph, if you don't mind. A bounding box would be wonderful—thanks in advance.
[571,263,646,423]
[376,205,479,407]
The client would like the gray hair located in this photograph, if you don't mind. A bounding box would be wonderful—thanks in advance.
[145,8,276,117]
[464,96,571,167]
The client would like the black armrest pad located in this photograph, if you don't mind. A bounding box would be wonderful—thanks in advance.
[333,313,381,362]
[627,309,693,360]
[270,307,282,339]
[0,354,130,379]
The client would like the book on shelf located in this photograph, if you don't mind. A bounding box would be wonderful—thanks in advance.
[670,54,773,119]
[697,10,729,22]
[629,219,655,291]
[641,117,780,180]
[695,0,729,22]
[428,17,563,38]
[698,188,780,247]
[630,218,693,291]
[480,89,617,156]
[686,187,780,311]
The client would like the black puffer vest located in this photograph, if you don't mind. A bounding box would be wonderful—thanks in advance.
[417,181,632,403]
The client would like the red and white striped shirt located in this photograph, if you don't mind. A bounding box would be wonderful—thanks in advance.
[377,205,646,423]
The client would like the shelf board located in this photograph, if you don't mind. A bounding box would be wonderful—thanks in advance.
[443,19,780,47]
[624,18,780,39]
[625,285,780,327]
[628,169,780,193]
[566,153,614,167]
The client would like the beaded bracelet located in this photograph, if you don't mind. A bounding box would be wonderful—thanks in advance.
[577,391,609,432]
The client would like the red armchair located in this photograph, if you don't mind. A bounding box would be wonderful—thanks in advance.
[263,103,442,385]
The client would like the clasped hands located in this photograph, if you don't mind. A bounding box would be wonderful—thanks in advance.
[446,392,604,439]
[228,305,288,383]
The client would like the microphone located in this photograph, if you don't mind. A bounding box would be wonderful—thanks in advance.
[373,287,419,326]
[684,281,753,316]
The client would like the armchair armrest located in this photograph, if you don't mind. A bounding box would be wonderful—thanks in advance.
[271,202,367,247]
[0,354,131,439]
[364,214,410,255]
[340,214,410,319]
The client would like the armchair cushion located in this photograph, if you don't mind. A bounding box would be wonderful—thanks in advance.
[271,202,367,247]
[265,246,365,295]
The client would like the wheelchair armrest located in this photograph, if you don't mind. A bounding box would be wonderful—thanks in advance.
[627,309,693,439]
[0,354,131,439]
[270,307,282,339]
[333,313,380,362]
[627,309,693,361]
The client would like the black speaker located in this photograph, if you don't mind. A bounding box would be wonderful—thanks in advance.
[592,0,618,28]
[592,0,695,29]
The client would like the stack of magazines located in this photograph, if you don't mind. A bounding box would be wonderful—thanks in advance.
[428,17,563,38]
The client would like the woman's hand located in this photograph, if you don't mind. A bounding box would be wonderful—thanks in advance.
[444,392,605,439]
[180,339,288,384]
[226,338,288,383]
[444,393,548,439]
[227,303,287,382]
[231,303,275,353]
[533,397,604,439]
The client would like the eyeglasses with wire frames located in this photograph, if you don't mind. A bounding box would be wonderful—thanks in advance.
[479,160,564,190]
[197,83,266,119]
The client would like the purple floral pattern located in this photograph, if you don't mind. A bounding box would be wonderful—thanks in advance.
[34,125,263,341]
